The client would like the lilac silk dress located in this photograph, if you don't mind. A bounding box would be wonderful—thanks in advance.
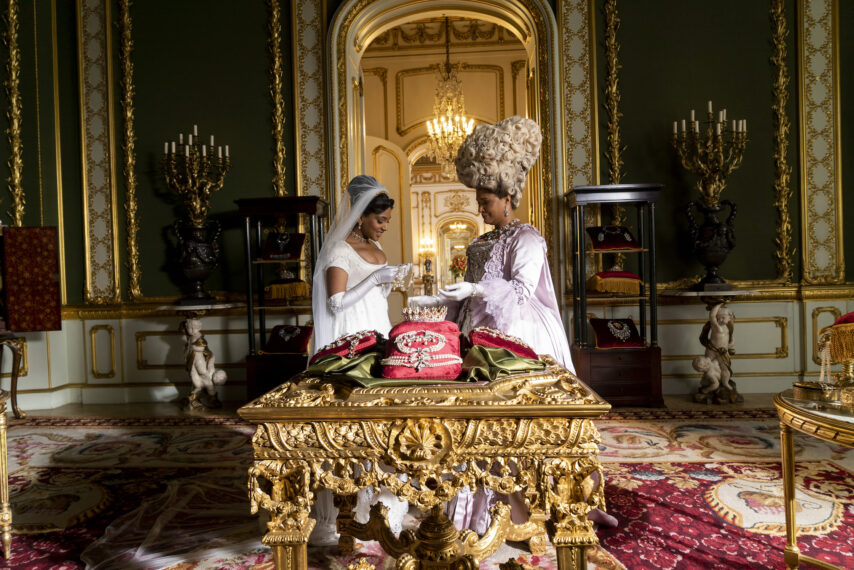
[444,222,576,534]
[449,221,574,372]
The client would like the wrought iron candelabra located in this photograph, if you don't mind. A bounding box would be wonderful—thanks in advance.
[163,125,231,304]
[671,102,749,289]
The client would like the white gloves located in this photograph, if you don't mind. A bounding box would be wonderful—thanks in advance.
[439,282,483,301]
[328,265,405,314]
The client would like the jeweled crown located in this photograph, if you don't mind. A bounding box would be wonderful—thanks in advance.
[402,305,447,322]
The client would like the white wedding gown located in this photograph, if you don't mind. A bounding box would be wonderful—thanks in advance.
[310,239,407,546]
[310,240,392,352]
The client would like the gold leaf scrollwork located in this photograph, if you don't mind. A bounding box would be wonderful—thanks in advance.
[119,0,141,299]
[603,0,626,270]
[771,0,794,283]
[267,0,286,197]
[390,419,451,467]
[4,0,24,226]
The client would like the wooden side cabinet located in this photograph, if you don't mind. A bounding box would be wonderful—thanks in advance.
[571,345,662,406]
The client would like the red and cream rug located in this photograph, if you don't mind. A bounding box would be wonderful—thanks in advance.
[2,409,851,569]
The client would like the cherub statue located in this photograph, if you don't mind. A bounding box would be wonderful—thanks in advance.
[180,317,226,409]
[693,303,742,403]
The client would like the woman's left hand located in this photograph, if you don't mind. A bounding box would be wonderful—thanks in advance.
[439,282,482,301]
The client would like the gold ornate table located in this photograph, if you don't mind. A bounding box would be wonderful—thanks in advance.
[238,356,611,570]
[774,390,854,570]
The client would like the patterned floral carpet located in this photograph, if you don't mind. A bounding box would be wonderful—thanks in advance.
[0,408,851,569]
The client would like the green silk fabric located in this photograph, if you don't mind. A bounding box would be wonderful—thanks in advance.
[303,345,545,388]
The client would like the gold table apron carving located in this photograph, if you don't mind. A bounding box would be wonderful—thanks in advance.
[238,356,611,570]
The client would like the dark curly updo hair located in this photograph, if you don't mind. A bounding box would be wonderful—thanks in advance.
[362,191,394,215]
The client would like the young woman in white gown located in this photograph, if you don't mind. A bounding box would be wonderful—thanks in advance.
[309,175,410,545]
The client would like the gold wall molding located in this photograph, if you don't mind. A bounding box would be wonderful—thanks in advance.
[394,63,505,137]
[89,324,116,379]
[4,0,24,226]
[369,17,515,51]
[811,305,841,364]
[268,0,286,197]
[798,0,844,283]
[118,0,141,300]
[78,0,121,303]
[291,0,327,199]
[51,0,67,303]
[362,67,389,139]
[435,190,472,216]
[136,329,249,370]
[510,59,526,115]
[771,0,794,284]
[33,0,44,224]
[659,317,788,361]
[602,0,623,187]
[0,337,27,378]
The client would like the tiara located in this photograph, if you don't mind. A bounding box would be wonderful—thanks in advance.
[402,305,447,322]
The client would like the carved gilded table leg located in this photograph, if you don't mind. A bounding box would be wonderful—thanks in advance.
[547,458,601,570]
[248,459,314,570]
[0,391,11,558]
[335,492,358,555]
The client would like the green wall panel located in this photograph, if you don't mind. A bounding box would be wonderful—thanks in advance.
[595,0,801,284]
[841,0,853,282]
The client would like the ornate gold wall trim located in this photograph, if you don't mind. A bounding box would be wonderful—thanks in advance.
[659,317,788,360]
[77,0,121,303]
[811,305,841,364]
[362,67,389,139]
[771,0,794,283]
[510,59,526,115]
[51,0,67,303]
[394,63,505,137]
[602,0,623,187]
[32,0,44,224]
[268,0,286,197]
[291,0,327,199]
[798,0,844,283]
[89,324,116,378]
[4,0,24,226]
[118,0,141,300]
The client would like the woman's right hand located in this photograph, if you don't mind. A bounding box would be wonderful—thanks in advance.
[369,265,400,285]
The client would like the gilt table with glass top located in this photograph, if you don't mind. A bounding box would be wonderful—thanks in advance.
[774,390,854,570]
[237,356,611,570]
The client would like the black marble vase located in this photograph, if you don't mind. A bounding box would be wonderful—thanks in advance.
[685,199,736,290]
[174,219,221,305]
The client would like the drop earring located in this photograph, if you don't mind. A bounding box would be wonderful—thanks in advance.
[504,205,510,217]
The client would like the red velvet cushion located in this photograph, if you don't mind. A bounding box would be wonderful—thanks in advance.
[309,330,381,364]
[834,312,854,326]
[589,318,644,349]
[381,320,463,380]
[586,226,641,251]
[587,271,642,295]
[263,325,313,354]
[469,326,538,360]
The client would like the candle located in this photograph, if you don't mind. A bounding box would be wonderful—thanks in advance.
[715,123,721,136]
[171,141,175,153]
[189,134,193,145]
[732,120,736,133]
[210,135,214,147]
[179,133,183,144]
[718,111,723,123]
[164,142,168,154]
[694,121,699,133]
[690,109,695,122]
[218,146,222,159]
[681,119,686,132]
[202,145,206,157]
[193,124,198,136]
[673,121,678,134]
[185,144,189,156]
[743,120,747,131]
[722,108,727,121]
[707,100,712,113]
[225,145,229,158]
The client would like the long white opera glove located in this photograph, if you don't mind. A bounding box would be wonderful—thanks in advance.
[327,265,399,314]
[439,282,483,301]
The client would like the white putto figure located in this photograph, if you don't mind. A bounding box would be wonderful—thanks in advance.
[309,175,410,545]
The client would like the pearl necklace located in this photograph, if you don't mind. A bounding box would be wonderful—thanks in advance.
[350,229,369,244]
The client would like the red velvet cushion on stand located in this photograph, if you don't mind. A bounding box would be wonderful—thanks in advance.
[381,320,463,380]
[834,312,854,326]
[263,325,313,354]
[587,271,642,295]
[469,326,538,360]
[585,226,642,251]
[589,318,644,349]
[309,330,382,365]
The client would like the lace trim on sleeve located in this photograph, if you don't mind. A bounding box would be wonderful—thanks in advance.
[510,279,526,304]
[327,291,345,314]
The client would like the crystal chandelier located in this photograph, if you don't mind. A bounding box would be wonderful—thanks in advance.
[426,18,474,175]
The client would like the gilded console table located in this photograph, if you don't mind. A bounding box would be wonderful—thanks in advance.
[774,390,854,570]
[238,356,611,570]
